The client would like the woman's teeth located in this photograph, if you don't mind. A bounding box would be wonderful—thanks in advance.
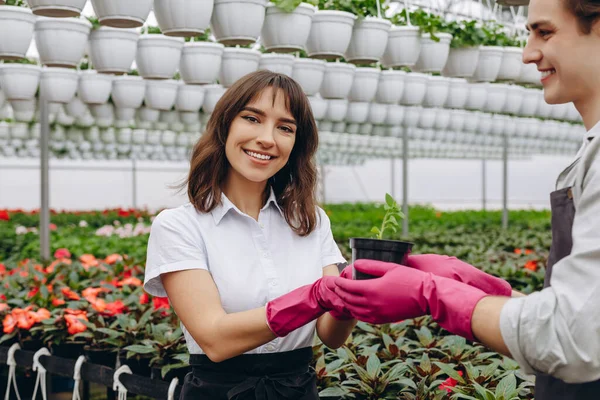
[245,150,272,160]
[541,69,556,78]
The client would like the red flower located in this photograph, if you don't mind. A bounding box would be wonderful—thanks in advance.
[27,287,40,298]
[53,248,71,259]
[514,248,522,255]
[0,294,6,301]
[0,264,6,275]
[524,260,538,271]
[117,277,142,287]
[140,293,149,305]
[49,223,57,231]
[0,303,9,313]
[52,298,65,307]
[3,314,16,334]
[153,297,170,314]
[439,371,463,393]
[0,210,9,221]
[64,310,88,335]
[118,209,130,217]
[61,287,81,301]
[103,300,127,316]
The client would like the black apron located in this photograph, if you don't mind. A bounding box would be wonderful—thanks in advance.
[179,347,319,400]
[534,186,600,399]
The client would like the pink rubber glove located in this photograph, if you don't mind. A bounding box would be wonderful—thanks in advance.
[333,260,489,340]
[406,254,512,296]
[328,265,354,320]
[266,276,347,337]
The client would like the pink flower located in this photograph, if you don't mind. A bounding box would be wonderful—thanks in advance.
[439,371,463,393]
[54,248,71,259]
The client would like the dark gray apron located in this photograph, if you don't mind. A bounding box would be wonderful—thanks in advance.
[535,186,600,399]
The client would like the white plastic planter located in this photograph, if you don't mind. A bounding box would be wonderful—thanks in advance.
[145,80,179,111]
[115,107,136,122]
[179,111,200,125]
[291,58,325,96]
[78,71,112,105]
[319,62,355,99]
[443,47,479,78]
[0,6,36,60]
[90,0,153,28]
[496,47,523,81]
[518,62,542,86]
[176,84,205,112]
[154,0,213,37]
[0,64,41,101]
[35,17,91,68]
[90,103,114,127]
[471,46,503,82]
[25,0,87,17]
[381,25,420,67]
[402,106,420,128]
[415,32,452,73]
[262,2,315,52]
[375,70,405,104]
[211,0,267,46]
[258,53,295,76]
[138,106,160,123]
[368,103,387,125]
[40,67,79,103]
[537,94,552,119]
[203,84,226,113]
[116,127,132,144]
[551,103,569,120]
[448,109,466,132]
[324,99,347,121]
[400,72,427,106]
[305,10,356,59]
[423,76,450,108]
[484,84,508,113]
[345,101,369,124]
[519,88,539,117]
[180,42,224,84]
[348,67,379,102]
[307,95,327,120]
[385,104,404,126]
[89,27,139,74]
[359,122,373,135]
[65,96,87,118]
[503,85,524,115]
[464,82,488,110]
[434,108,451,130]
[418,107,436,129]
[219,47,261,88]
[112,75,145,109]
[462,111,480,132]
[10,99,36,122]
[444,78,468,109]
[345,17,391,64]
[136,35,185,79]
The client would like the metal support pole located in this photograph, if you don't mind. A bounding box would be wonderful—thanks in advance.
[502,133,509,229]
[482,158,487,211]
[132,159,137,209]
[391,157,395,198]
[402,128,409,237]
[39,91,50,262]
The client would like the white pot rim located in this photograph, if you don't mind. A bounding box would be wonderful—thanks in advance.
[380,70,406,77]
[260,53,296,61]
[503,46,523,54]
[139,34,185,45]
[113,75,144,83]
[266,2,316,14]
[214,0,267,5]
[325,62,356,72]
[354,67,380,77]
[389,24,419,32]
[180,84,206,93]
[313,9,357,21]
[293,58,326,67]
[79,70,114,81]
[0,5,36,18]
[479,45,504,52]
[355,16,392,28]
[222,47,261,58]
[449,77,468,84]
[428,75,450,83]
[91,26,139,39]
[42,67,79,77]
[0,64,42,73]
[405,72,429,81]
[183,41,225,50]
[422,32,452,41]
[35,16,92,31]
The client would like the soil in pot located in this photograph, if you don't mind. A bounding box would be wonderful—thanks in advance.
[349,238,413,280]
[118,350,152,377]
[84,346,118,368]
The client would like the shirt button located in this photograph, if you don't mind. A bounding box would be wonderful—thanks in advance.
[259,223,264,229]
[265,344,276,352]
[269,280,277,287]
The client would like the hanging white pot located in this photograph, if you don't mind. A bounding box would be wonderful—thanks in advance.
[484,83,508,113]
[202,84,226,113]
[332,121,346,133]
[345,101,369,124]
[462,111,480,132]
[116,127,132,144]
[179,111,200,125]
[307,95,327,120]
[318,120,332,131]
[414,32,452,73]
[131,128,146,144]
[136,34,185,79]
[0,6,36,60]
[65,96,87,118]
[518,88,539,117]
[368,103,387,125]
[348,67,379,102]
[345,16,391,64]
[423,76,450,108]
[444,78,468,109]
[305,10,356,59]
[138,106,160,123]
[375,70,405,104]
[400,72,427,106]
[381,25,420,68]
[25,0,87,17]
[78,70,112,105]
[434,108,451,130]
[10,99,36,122]
[319,62,356,99]
[324,99,347,121]
[35,17,91,68]
[359,122,373,135]
[154,0,213,37]
[291,58,325,96]
[90,103,114,127]
[180,42,224,84]
[145,79,180,111]
[219,47,261,88]
[115,107,136,122]
[536,93,552,119]
[258,53,295,76]
[261,2,315,52]
[471,46,504,82]
[464,82,488,110]
[503,85,524,115]
[90,0,153,28]
[442,46,479,78]
[418,107,436,129]
[518,62,541,86]
[89,27,139,74]
[550,103,569,120]
[10,122,30,139]
[448,109,466,132]
[402,106,420,128]
[491,114,507,136]
[40,67,79,103]
[211,0,267,45]
[175,84,205,113]
[496,47,523,81]
[385,104,404,126]
[0,64,41,101]
[112,75,145,109]
[478,113,493,135]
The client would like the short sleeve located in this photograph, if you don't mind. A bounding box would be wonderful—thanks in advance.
[317,207,346,268]
[144,208,209,297]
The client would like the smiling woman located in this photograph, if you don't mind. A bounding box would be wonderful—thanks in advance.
[143,70,357,399]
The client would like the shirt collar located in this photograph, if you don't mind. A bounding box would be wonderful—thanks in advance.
[587,120,600,141]
[211,187,284,225]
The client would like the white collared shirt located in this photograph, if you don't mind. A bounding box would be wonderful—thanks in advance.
[144,189,346,355]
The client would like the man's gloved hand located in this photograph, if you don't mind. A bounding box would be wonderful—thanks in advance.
[327,265,354,320]
[333,260,489,341]
[405,254,512,296]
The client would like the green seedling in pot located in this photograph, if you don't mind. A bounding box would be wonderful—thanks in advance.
[371,193,405,240]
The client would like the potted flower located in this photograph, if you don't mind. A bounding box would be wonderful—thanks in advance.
[442,19,485,78]
[411,9,453,73]
[0,0,36,61]
[179,29,225,85]
[88,16,140,75]
[90,0,153,29]
[261,0,317,53]
[497,36,524,82]
[381,8,420,68]
[35,16,92,68]
[344,0,392,64]
[136,26,185,80]
[305,0,357,59]
[0,58,41,101]
[154,0,214,38]
[211,0,268,45]
[25,0,87,17]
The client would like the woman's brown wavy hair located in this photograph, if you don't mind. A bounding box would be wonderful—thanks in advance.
[182,70,319,236]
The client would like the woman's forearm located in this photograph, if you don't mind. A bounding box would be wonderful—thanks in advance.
[316,313,357,349]
[471,296,512,356]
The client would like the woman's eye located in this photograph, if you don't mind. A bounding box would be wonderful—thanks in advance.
[243,116,258,123]
[280,126,294,133]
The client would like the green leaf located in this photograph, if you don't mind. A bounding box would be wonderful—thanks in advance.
[419,353,431,374]
[123,344,155,355]
[495,373,517,399]
[366,354,381,378]
[385,193,395,207]
[319,386,349,397]
[433,362,465,384]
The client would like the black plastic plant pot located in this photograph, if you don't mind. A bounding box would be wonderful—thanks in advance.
[350,238,414,280]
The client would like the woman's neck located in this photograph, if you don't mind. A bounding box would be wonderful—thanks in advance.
[221,171,268,221]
